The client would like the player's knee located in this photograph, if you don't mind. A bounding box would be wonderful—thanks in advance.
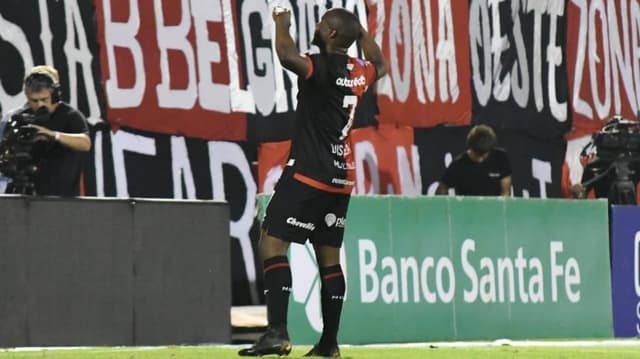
[259,232,289,259]
[314,245,341,267]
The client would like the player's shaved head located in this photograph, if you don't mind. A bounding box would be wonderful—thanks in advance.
[324,8,361,48]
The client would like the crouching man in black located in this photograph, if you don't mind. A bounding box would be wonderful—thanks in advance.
[436,124,512,197]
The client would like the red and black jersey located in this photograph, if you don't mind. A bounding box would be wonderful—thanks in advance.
[288,53,377,194]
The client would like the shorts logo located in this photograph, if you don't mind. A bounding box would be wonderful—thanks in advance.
[324,213,337,227]
[286,217,315,231]
[324,213,346,228]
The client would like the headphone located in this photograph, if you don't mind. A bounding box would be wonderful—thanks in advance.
[25,65,62,103]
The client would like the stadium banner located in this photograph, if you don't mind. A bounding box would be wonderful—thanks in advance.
[257,125,421,195]
[497,131,566,198]
[610,205,640,338]
[566,0,640,140]
[370,0,472,128]
[92,0,378,142]
[85,125,262,306]
[0,0,106,125]
[6,0,640,142]
[469,0,571,141]
[93,0,247,140]
[255,196,613,343]
[414,125,469,195]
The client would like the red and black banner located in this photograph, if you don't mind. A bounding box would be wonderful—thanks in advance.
[0,0,106,124]
[469,0,571,141]
[566,0,640,139]
[414,125,469,195]
[3,1,638,143]
[370,0,473,128]
[94,0,247,141]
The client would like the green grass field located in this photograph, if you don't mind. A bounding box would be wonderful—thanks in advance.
[2,344,640,359]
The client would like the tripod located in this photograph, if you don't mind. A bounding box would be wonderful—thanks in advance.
[582,155,638,205]
[607,158,637,205]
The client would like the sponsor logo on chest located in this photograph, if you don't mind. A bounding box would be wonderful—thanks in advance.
[336,75,366,88]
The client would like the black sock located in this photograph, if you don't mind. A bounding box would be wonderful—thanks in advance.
[319,264,345,348]
[263,256,292,330]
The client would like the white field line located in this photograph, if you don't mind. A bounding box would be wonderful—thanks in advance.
[361,339,640,348]
[4,339,640,352]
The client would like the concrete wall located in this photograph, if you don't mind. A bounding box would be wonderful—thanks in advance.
[0,197,230,347]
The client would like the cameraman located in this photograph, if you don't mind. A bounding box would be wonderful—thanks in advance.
[570,117,640,205]
[0,65,91,196]
[571,158,640,204]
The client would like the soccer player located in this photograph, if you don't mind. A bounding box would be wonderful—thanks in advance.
[238,7,387,358]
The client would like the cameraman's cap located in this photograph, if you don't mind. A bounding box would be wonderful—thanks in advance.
[28,65,60,85]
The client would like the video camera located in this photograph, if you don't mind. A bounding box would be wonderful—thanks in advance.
[0,107,50,194]
[581,115,640,205]
[590,115,640,160]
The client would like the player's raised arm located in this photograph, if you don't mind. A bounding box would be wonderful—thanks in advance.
[273,8,311,78]
[358,25,387,80]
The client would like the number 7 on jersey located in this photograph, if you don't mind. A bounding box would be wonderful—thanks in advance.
[340,95,358,140]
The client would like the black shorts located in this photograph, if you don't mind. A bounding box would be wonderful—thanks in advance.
[262,172,350,248]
